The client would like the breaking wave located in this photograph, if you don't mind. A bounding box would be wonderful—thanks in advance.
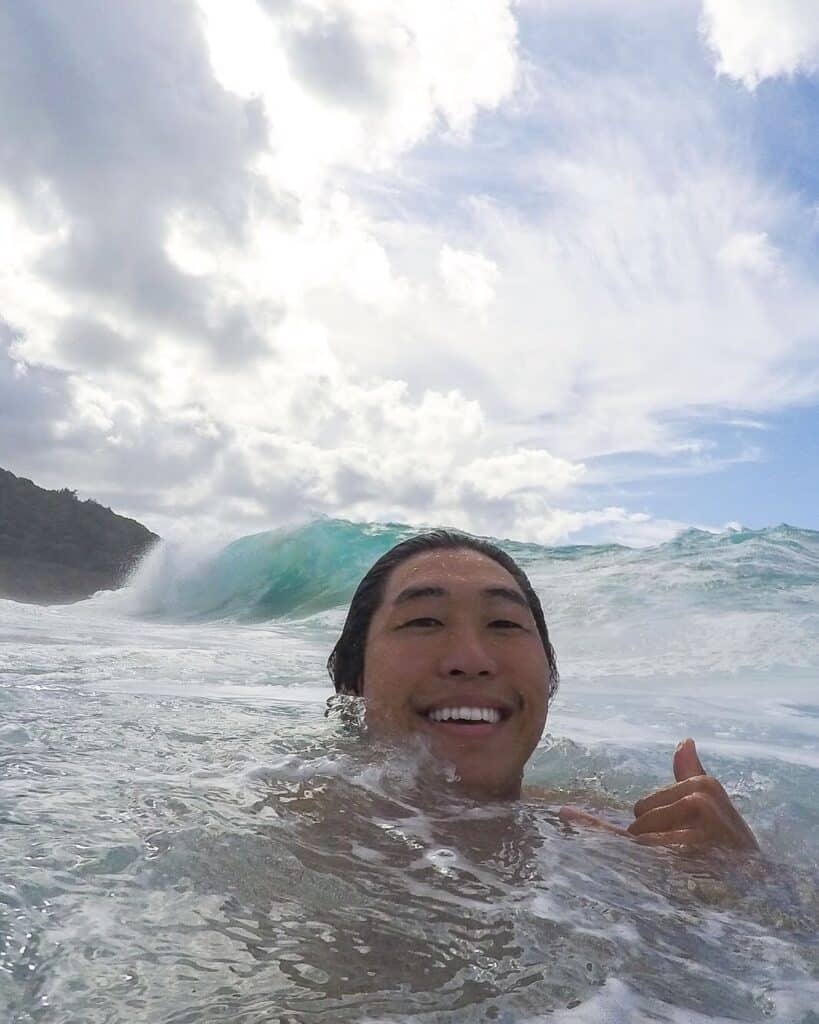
[117,518,819,625]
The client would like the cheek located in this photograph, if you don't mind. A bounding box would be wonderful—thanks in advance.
[364,630,429,693]
[516,670,549,760]
[362,680,416,735]
[362,641,413,719]
[518,656,550,721]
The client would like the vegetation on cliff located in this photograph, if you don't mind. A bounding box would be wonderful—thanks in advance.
[0,467,159,603]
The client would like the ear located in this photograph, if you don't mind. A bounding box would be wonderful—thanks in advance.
[673,737,706,782]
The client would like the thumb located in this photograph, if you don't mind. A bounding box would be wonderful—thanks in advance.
[673,737,706,782]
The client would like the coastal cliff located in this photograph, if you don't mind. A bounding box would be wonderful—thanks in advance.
[0,468,159,603]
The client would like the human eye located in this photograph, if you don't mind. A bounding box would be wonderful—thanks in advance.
[488,619,525,630]
[397,617,443,629]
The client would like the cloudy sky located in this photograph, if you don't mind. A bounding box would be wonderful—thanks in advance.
[2,0,818,545]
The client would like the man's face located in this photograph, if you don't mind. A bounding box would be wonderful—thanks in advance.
[361,548,550,798]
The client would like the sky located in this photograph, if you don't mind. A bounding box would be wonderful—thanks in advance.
[1,0,818,546]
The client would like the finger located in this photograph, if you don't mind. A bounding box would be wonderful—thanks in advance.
[634,775,724,818]
[559,805,631,838]
[627,793,707,836]
[633,828,709,848]
[629,793,754,849]
[673,737,705,782]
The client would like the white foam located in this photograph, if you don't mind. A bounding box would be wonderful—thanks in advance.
[524,977,746,1023]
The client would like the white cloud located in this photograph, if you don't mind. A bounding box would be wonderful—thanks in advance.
[700,0,819,88]
[717,231,781,276]
[197,0,519,191]
[456,449,583,501]
[0,187,71,363]
[525,508,689,549]
[439,245,499,311]
[2,1,819,546]
[384,136,819,465]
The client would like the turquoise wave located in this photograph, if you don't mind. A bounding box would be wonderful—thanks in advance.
[130,519,819,622]
[138,519,414,621]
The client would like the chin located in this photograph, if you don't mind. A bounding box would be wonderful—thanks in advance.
[450,764,523,800]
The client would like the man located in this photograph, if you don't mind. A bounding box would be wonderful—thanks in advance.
[328,529,758,851]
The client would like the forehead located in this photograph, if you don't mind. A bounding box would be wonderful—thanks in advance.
[382,547,521,600]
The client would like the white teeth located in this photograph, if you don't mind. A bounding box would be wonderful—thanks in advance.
[426,707,501,724]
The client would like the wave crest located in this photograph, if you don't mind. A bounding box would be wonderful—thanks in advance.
[118,519,819,623]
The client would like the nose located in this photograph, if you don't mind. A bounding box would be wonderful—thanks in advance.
[437,625,498,679]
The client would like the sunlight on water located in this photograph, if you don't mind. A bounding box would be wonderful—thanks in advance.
[2,521,818,1022]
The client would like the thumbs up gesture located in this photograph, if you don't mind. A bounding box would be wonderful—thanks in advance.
[559,738,759,851]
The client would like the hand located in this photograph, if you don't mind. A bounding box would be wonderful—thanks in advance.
[559,738,759,852]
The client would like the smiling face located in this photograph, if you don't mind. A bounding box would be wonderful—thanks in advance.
[361,548,550,798]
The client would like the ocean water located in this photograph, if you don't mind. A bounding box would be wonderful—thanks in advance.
[1,520,818,1023]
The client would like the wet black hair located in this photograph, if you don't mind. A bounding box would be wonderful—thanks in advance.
[327,529,558,701]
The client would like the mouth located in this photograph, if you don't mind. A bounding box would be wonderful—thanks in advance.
[416,700,513,739]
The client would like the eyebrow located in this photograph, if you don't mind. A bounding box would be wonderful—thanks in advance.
[392,584,528,609]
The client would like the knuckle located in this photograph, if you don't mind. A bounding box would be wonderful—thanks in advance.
[685,791,712,816]
[699,775,725,799]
